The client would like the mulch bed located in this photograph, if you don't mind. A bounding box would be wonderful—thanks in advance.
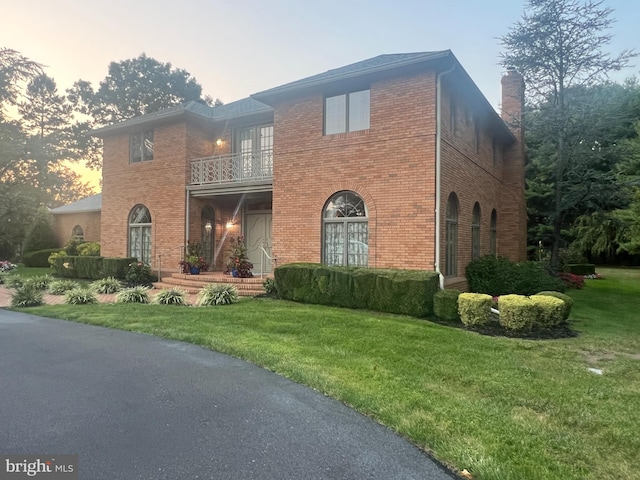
[428,316,578,340]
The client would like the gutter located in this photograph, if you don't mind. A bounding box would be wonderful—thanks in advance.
[434,63,456,290]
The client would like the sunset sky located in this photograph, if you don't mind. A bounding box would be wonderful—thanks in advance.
[3,0,638,193]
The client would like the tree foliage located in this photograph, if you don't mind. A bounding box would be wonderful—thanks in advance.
[500,0,637,268]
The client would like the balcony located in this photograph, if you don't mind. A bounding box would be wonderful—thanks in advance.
[190,150,273,191]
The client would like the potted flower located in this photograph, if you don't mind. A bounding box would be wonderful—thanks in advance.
[225,236,253,278]
[181,241,209,274]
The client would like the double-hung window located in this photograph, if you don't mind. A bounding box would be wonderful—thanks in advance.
[130,130,154,163]
[324,89,370,135]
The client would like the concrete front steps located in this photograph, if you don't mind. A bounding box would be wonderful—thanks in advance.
[153,271,268,297]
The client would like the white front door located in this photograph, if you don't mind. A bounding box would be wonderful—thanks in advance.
[245,213,273,274]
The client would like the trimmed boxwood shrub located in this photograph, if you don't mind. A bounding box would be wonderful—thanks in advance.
[536,291,573,320]
[22,249,61,267]
[433,289,461,321]
[564,264,596,275]
[530,295,565,328]
[458,293,493,326]
[275,263,439,318]
[102,257,139,279]
[498,295,538,331]
[77,242,101,256]
[466,255,565,296]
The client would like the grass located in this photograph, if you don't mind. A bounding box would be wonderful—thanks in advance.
[11,267,640,480]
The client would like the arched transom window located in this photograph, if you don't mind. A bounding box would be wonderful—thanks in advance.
[129,205,152,265]
[323,191,368,267]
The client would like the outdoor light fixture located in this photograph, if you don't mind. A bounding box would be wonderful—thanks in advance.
[216,138,223,147]
[225,220,234,229]
[204,221,212,234]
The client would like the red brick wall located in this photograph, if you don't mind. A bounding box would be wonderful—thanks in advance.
[271,71,438,270]
[52,212,101,247]
[101,120,212,270]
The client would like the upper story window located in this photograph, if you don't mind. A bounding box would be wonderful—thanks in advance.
[130,130,154,163]
[324,89,370,135]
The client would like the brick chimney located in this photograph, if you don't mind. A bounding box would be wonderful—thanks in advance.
[499,68,527,262]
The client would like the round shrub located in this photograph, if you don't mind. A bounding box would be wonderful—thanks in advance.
[530,295,565,328]
[10,284,43,307]
[116,286,150,304]
[124,262,155,287]
[48,279,81,295]
[197,284,239,306]
[536,291,573,320]
[433,289,461,321]
[458,293,493,327]
[64,288,98,305]
[77,242,101,256]
[262,278,279,296]
[91,277,122,294]
[498,295,538,331]
[153,288,188,306]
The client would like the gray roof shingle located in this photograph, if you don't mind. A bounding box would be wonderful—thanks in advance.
[50,194,102,214]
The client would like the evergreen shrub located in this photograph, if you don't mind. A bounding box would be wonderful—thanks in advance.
[22,249,61,267]
[530,295,565,328]
[498,295,538,331]
[458,293,493,326]
[536,291,573,320]
[564,264,596,275]
[433,289,461,321]
[102,257,139,279]
[77,242,101,256]
[274,263,439,318]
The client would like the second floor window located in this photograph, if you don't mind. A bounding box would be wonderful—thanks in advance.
[130,130,154,163]
[324,89,370,135]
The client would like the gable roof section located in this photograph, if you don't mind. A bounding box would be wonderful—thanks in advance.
[252,51,451,102]
[50,193,102,214]
[91,98,272,137]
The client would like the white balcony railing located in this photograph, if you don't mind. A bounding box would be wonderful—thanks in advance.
[190,150,273,186]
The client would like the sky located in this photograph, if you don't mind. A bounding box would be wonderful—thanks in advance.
[3,0,639,191]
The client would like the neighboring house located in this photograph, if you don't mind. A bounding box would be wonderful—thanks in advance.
[70,50,525,289]
[50,193,102,246]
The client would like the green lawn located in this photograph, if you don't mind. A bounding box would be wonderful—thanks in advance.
[13,267,640,480]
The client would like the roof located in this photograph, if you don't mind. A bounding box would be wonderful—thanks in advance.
[252,51,451,102]
[91,98,271,137]
[91,50,513,142]
[50,194,102,214]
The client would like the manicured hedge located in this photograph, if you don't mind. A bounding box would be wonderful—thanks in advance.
[433,289,461,321]
[274,263,439,318]
[102,257,139,279]
[52,256,137,280]
[564,263,596,275]
[536,291,574,320]
[22,249,61,267]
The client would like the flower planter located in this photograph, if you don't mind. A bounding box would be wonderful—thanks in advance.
[232,269,239,277]
[190,266,200,275]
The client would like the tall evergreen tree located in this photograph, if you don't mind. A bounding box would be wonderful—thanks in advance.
[500,0,636,269]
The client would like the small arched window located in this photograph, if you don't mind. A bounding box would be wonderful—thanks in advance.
[323,191,368,266]
[471,203,481,260]
[445,193,459,276]
[129,205,152,265]
[72,225,84,241]
[490,209,497,256]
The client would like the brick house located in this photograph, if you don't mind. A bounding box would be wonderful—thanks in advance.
[50,193,102,246]
[72,50,525,288]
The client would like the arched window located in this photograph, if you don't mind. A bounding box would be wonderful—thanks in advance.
[471,202,481,260]
[129,205,152,265]
[72,225,84,241]
[323,191,368,267]
[445,193,459,276]
[490,209,497,256]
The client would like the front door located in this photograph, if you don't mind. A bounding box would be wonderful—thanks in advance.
[245,212,272,274]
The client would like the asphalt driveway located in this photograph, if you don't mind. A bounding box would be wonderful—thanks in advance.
[0,310,456,479]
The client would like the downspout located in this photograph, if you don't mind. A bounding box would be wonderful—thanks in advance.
[435,63,456,290]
